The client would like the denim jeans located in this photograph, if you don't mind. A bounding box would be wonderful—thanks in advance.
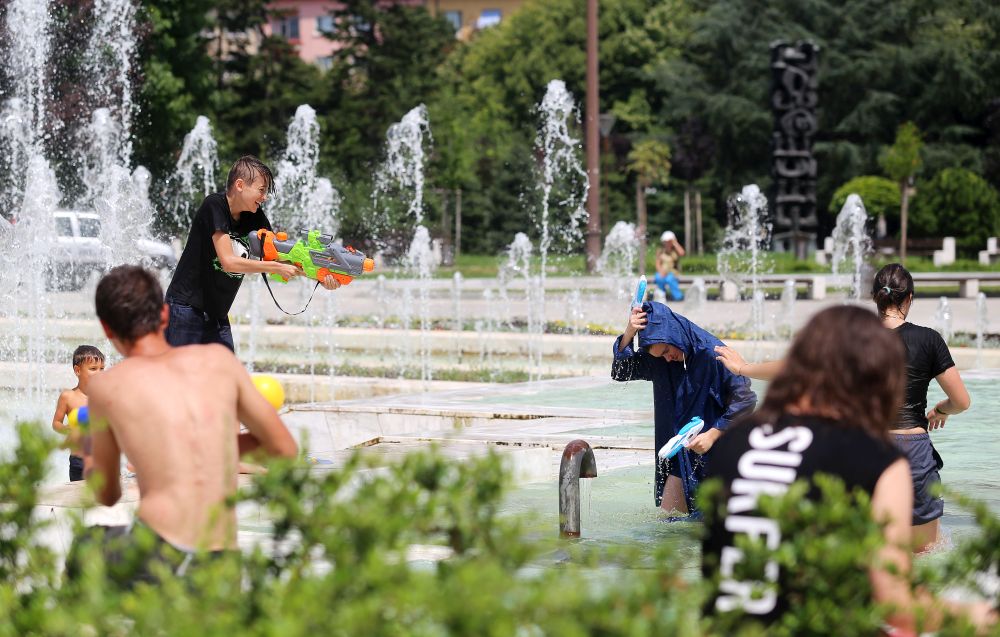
[654,271,684,301]
[165,300,235,351]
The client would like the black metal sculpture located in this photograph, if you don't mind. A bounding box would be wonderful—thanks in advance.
[770,40,819,259]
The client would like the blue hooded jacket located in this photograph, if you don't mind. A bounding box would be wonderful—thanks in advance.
[612,302,757,510]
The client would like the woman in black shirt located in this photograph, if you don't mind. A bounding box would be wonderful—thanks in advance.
[714,264,971,552]
[703,306,992,632]
[872,263,970,552]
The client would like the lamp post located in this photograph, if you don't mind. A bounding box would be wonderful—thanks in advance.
[598,112,615,240]
[584,0,601,273]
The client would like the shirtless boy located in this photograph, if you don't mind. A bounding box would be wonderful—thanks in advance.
[51,345,105,481]
[85,265,298,555]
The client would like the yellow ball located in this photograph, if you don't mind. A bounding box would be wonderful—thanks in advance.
[252,374,285,410]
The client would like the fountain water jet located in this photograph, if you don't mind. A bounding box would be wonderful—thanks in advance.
[718,185,772,340]
[597,221,639,302]
[534,80,588,340]
[830,194,873,301]
[168,116,219,229]
[976,292,989,369]
[934,297,953,344]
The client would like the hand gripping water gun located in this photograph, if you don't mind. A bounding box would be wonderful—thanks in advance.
[657,417,704,460]
[247,229,375,285]
[632,275,647,309]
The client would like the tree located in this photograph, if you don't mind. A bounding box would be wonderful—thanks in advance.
[133,0,217,180]
[829,175,900,238]
[432,0,689,255]
[671,116,715,254]
[911,167,1000,254]
[627,138,671,274]
[318,0,456,180]
[879,122,923,260]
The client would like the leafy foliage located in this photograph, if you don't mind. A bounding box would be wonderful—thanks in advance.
[911,167,1000,252]
[880,122,924,185]
[0,423,997,635]
[829,175,901,221]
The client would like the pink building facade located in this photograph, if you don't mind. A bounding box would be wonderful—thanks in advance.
[265,1,424,68]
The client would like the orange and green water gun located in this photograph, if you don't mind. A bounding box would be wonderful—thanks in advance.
[248,229,375,285]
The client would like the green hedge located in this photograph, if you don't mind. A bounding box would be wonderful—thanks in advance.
[1,423,996,636]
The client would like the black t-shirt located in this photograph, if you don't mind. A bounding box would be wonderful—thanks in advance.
[893,322,955,429]
[165,192,271,319]
[701,415,902,623]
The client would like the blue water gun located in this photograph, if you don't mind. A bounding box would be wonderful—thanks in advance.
[632,275,647,309]
[658,417,705,460]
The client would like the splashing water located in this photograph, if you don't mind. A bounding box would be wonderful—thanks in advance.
[830,194,872,300]
[0,1,62,418]
[168,116,219,229]
[498,232,534,330]
[84,0,138,164]
[407,226,435,382]
[976,292,988,369]
[685,278,708,314]
[779,279,797,334]
[374,104,431,234]
[534,81,588,314]
[718,185,772,339]
[3,0,52,156]
[934,296,953,344]
[271,105,341,233]
[373,106,435,380]
[452,272,464,364]
[565,287,585,366]
[597,221,639,302]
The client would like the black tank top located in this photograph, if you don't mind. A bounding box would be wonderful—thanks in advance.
[701,414,901,623]
[893,322,955,429]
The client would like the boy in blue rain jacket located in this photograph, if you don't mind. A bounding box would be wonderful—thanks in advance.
[612,302,757,515]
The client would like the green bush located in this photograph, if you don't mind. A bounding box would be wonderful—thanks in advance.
[0,423,996,635]
[828,176,901,222]
[912,168,1000,254]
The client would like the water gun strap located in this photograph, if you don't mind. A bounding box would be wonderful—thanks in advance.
[260,273,320,316]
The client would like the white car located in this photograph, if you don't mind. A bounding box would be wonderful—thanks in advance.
[52,210,177,290]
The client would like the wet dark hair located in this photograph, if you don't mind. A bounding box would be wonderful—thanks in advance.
[72,344,105,367]
[226,155,275,195]
[871,263,914,318]
[95,266,165,342]
[755,305,905,441]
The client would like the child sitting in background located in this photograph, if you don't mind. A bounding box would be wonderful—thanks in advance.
[51,345,105,481]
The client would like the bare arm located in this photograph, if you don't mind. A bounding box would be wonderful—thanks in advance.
[926,367,970,430]
[871,459,996,633]
[869,459,915,631]
[618,306,647,352]
[51,392,70,434]
[714,345,784,381]
[672,240,686,257]
[233,360,298,460]
[85,386,122,505]
[212,231,302,278]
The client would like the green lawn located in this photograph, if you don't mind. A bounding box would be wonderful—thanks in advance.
[431,252,1000,279]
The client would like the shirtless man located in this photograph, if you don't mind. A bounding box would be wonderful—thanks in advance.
[86,265,298,553]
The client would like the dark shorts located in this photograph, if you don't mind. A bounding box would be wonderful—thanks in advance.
[66,520,233,588]
[893,431,945,525]
[69,454,84,482]
[164,299,234,352]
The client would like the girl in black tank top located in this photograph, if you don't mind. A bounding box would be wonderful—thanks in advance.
[700,306,994,633]
[873,263,971,551]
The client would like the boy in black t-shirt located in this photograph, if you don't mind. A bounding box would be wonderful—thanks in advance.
[165,156,340,351]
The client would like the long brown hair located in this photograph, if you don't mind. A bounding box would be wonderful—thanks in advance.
[756,305,905,440]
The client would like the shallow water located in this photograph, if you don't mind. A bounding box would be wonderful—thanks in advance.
[503,374,1000,559]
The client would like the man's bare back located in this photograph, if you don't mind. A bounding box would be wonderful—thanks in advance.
[88,343,296,551]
